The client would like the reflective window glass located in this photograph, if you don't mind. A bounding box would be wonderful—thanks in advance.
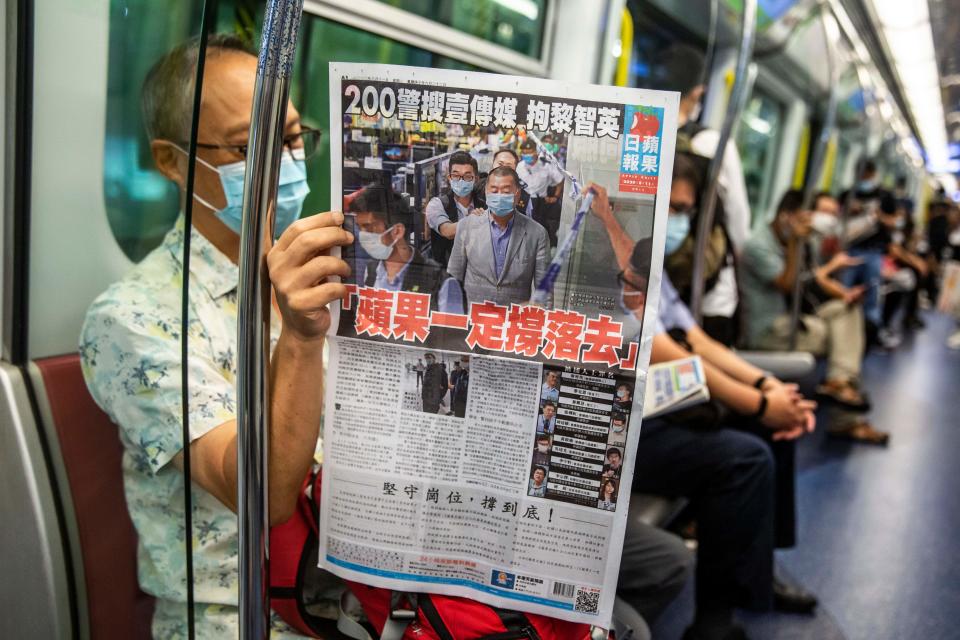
[736,90,783,222]
[293,16,477,215]
[372,0,548,58]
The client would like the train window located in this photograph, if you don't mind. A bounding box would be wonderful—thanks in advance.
[293,15,476,215]
[371,0,549,58]
[736,90,783,223]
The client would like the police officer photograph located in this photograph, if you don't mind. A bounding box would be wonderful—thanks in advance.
[517,138,565,247]
[399,348,467,418]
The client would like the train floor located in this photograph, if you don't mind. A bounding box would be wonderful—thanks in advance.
[651,311,960,640]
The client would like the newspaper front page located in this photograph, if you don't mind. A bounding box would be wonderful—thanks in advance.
[319,63,678,627]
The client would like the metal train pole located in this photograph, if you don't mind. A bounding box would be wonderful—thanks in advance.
[689,0,758,321]
[236,1,304,638]
[788,7,840,349]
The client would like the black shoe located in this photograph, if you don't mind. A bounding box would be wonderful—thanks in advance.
[682,623,749,640]
[773,575,818,614]
[905,315,926,331]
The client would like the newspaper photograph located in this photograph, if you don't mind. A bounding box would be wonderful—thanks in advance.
[319,62,678,627]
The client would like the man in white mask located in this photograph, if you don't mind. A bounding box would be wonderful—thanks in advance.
[80,35,350,637]
[349,184,445,302]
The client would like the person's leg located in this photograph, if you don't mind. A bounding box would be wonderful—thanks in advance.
[631,419,775,619]
[753,313,827,360]
[861,250,884,327]
[617,521,693,625]
[816,300,865,383]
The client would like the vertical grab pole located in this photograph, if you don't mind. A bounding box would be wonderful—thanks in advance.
[690,0,758,321]
[788,6,840,349]
[236,1,304,638]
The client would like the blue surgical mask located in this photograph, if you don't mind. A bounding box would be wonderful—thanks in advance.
[857,179,877,192]
[664,214,690,256]
[486,192,516,217]
[188,147,310,238]
[522,153,536,165]
[450,178,475,197]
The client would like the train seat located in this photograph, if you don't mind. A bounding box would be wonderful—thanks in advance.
[32,354,154,640]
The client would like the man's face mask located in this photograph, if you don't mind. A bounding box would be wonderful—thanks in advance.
[537,443,550,453]
[811,211,840,237]
[521,153,536,165]
[358,224,399,260]
[183,146,310,238]
[486,192,517,217]
[450,177,475,197]
[664,213,691,255]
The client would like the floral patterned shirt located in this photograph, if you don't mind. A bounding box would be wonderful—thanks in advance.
[80,217,308,638]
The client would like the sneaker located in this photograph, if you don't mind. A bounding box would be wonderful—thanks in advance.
[948,330,960,350]
[878,328,902,349]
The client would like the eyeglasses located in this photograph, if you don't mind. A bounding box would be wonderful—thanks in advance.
[188,126,322,160]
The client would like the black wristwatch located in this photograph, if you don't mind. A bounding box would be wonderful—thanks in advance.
[751,392,769,419]
[753,375,768,389]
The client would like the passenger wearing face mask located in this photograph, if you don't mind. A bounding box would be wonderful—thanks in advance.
[80,36,352,638]
[593,176,823,637]
[742,190,889,444]
[660,153,742,346]
[348,185,445,305]
[837,160,901,341]
[424,151,485,267]
[447,166,550,308]
[516,138,565,247]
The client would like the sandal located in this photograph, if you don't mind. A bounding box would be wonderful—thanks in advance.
[827,419,890,446]
[816,379,871,412]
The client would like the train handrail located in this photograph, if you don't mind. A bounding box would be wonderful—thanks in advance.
[788,6,841,349]
[236,1,305,638]
[689,0,758,321]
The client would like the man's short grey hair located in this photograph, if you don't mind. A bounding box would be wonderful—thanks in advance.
[141,34,255,142]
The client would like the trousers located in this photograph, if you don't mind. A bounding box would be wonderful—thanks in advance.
[616,521,693,631]
[630,418,776,611]
[753,299,865,383]
[839,247,883,326]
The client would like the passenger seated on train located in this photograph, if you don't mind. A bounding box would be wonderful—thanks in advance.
[740,190,889,445]
[79,34,354,638]
[591,175,820,639]
[880,204,929,341]
[661,153,742,346]
[650,44,751,346]
[838,160,902,348]
[78,34,694,640]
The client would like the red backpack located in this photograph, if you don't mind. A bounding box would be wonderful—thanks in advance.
[269,468,606,640]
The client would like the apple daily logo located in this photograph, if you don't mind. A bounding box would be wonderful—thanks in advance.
[618,105,664,195]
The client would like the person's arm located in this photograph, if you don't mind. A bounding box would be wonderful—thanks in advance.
[814,252,864,301]
[652,333,812,436]
[425,197,457,239]
[181,212,353,526]
[446,221,467,281]
[588,183,633,272]
[771,236,803,294]
[684,324,765,385]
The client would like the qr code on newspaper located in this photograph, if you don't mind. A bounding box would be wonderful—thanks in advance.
[575,587,600,614]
